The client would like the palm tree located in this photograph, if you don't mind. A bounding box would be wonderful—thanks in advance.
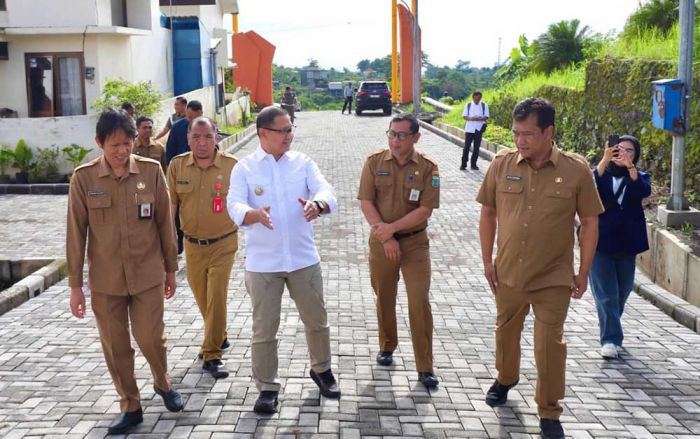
[624,0,680,37]
[531,19,591,74]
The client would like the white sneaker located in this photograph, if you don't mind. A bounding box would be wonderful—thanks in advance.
[601,343,618,359]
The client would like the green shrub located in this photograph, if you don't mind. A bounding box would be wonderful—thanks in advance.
[0,146,13,176]
[92,79,163,117]
[62,144,93,170]
[12,139,34,173]
[30,146,62,183]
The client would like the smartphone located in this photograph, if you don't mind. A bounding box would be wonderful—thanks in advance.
[608,134,620,147]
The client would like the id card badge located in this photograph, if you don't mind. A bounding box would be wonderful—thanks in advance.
[213,197,223,213]
[409,188,421,202]
[139,203,153,220]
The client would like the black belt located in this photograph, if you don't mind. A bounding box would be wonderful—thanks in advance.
[185,231,235,246]
[393,227,426,241]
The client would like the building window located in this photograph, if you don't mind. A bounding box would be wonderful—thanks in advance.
[25,53,86,118]
[0,0,6,11]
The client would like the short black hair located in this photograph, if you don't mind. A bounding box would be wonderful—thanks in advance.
[256,105,289,134]
[135,116,153,128]
[512,97,555,131]
[187,116,217,133]
[472,91,483,97]
[175,96,188,104]
[120,101,134,111]
[186,100,203,112]
[390,113,419,134]
[96,109,136,144]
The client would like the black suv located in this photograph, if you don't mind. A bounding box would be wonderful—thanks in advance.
[355,81,392,115]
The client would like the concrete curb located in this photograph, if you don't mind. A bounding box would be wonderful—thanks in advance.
[635,271,700,333]
[224,125,257,155]
[421,117,700,334]
[0,183,69,195]
[0,259,66,316]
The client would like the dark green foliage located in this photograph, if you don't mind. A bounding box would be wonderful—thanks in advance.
[531,19,591,73]
[623,0,680,38]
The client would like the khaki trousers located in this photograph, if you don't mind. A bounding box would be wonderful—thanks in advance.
[184,233,237,361]
[495,283,571,419]
[368,232,434,373]
[91,284,170,413]
[245,263,331,392]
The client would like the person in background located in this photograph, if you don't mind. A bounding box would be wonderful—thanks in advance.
[590,135,651,359]
[341,82,353,114]
[133,116,166,170]
[461,91,489,171]
[156,96,188,141]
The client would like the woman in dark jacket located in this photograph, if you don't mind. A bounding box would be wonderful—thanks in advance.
[590,135,651,359]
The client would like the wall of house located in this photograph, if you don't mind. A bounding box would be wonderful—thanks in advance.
[5,0,99,28]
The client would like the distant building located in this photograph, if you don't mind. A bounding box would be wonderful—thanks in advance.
[300,65,328,88]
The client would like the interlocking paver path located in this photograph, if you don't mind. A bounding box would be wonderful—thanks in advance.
[0,111,699,438]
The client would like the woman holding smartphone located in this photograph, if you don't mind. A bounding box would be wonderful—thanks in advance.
[590,135,652,359]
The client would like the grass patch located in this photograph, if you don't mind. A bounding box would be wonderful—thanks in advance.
[219,123,250,136]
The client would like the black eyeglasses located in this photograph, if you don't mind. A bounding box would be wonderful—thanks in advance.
[262,126,296,134]
[386,129,415,140]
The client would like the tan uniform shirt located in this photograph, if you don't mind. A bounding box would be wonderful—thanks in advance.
[357,148,440,234]
[133,137,166,170]
[66,155,178,295]
[167,151,239,239]
[476,144,604,290]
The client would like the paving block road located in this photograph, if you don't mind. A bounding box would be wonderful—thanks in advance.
[0,111,699,438]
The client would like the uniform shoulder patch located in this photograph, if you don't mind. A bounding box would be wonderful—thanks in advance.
[221,152,239,164]
[368,148,387,159]
[74,157,100,173]
[495,147,516,159]
[134,155,159,165]
[172,151,191,161]
[421,153,438,167]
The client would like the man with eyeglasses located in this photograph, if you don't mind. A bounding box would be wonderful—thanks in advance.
[167,117,239,379]
[133,116,167,170]
[476,98,603,439]
[227,106,339,414]
[357,112,440,388]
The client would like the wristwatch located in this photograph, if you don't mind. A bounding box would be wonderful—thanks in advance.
[314,200,326,215]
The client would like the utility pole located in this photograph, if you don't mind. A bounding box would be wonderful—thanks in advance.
[391,0,398,105]
[658,0,700,226]
[412,0,421,113]
[497,37,502,66]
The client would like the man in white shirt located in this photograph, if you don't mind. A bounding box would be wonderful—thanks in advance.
[341,82,353,114]
[461,91,489,171]
[227,106,340,414]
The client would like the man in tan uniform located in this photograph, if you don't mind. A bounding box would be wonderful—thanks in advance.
[167,116,238,379]
[476,98,603,439]
[358,112,440,388]
[133,116,167,170]
[67,109,183,435]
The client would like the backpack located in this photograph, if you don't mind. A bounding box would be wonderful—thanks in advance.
[468,102,487,133]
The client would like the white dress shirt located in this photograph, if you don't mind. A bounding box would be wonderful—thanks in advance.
[227,145,337,273]
[462,101,489,133]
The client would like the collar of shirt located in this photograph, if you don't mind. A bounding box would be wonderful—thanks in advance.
[516,141,561,168]
[381,148,419,164]
[135,137,158,149]
[98,155,140,179]
[184,150,225,168]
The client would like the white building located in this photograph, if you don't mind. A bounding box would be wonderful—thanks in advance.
[0,0,236,161]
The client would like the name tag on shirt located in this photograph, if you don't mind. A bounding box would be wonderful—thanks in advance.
[409,188,420,202]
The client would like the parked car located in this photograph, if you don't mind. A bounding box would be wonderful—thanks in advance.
[355,81,392,115]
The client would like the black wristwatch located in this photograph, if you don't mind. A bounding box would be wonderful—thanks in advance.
[314,200,325,215]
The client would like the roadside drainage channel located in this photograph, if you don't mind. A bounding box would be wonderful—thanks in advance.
[0,259,67,316]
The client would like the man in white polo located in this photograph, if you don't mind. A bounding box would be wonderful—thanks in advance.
[461,90,489,171]
[227,105,340,414]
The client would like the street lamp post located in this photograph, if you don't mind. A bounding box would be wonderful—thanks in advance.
[412,0,421,113]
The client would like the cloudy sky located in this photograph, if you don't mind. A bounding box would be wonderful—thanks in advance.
[228,0,642,70]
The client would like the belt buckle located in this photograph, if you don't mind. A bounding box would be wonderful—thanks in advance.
[197,238,208,246]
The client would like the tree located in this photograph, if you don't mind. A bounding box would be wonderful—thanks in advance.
[455,59,472,72]
[91,79,163,117]
[495,34,536,84]
[530,19,591,74]
[307,58,320,68]
[623,0,680,37]
[357,59,371,72]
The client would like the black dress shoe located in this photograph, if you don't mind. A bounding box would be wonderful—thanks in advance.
[310,368,341,399]
[459,166,466,170]
[470,165,479,170]
[376,351,393,366]
[107,408,143,435]
[154,386,184,412]
[485,378,519,407]
[540,418,564,439]
[253,390,279,414]
[418,372,439,388]
[202,359,229,379]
